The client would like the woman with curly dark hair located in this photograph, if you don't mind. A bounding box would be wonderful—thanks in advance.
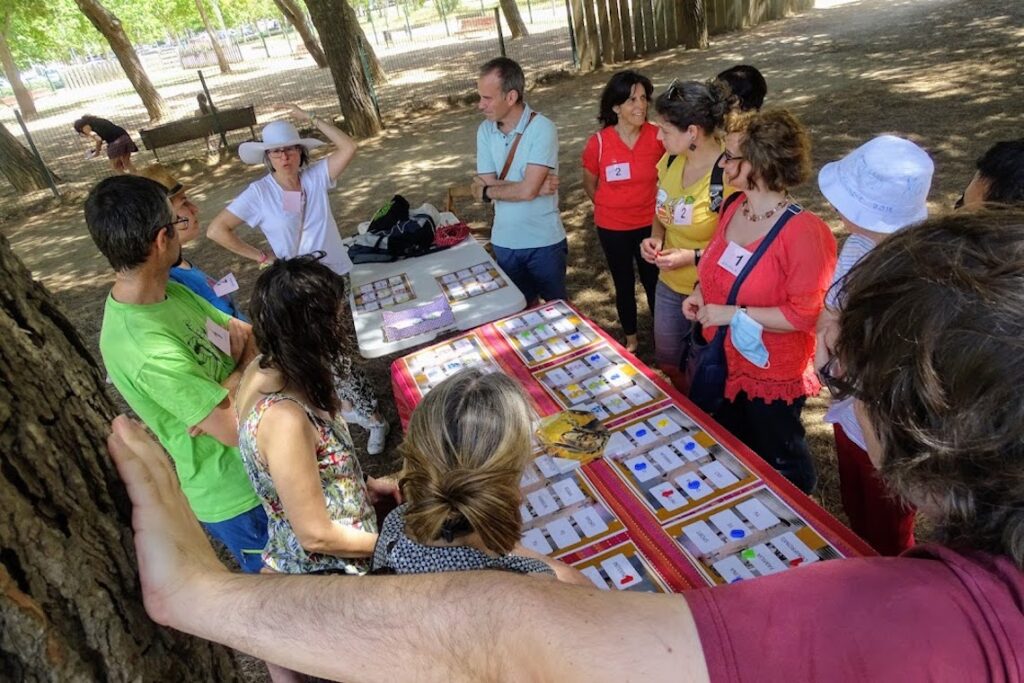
[683,109,836,493]
[233,254,401,576]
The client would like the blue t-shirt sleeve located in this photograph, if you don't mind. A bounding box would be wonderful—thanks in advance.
[476,123,496,175]
[523,118,558,170]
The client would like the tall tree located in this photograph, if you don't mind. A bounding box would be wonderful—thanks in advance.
[73,0,168,121]
[677,0,706,49]
[273,0,327,68]
[303,0,382,137]
[498,0,528,38]
[0,122,55,192]
[195,0,232,74]
[0,232,242,679]
[0,9,34,118]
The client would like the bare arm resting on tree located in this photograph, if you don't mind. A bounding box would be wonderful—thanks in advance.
[107,415,708,682]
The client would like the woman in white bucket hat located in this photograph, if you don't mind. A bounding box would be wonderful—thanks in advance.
[207,104,354,276]
[815,134,933,556]
[208,105,390,457]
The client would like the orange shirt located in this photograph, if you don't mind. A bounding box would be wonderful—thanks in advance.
[581,122,664,230]
[698,194,837,403]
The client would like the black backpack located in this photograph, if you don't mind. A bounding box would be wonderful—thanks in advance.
[348,213,438,264]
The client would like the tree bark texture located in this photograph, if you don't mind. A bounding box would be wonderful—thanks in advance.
[595,0,612,66]
[0,20,36,120]
[196,0,232,74]
[72,0,169,122]
[606,0,624,64]
[304,0,382,137]
[357,22,386,85]
[0,123,54,193]
[274,0,328,68]
[678,0,707,48]
[0,234,243,680]
[498,0,529,38]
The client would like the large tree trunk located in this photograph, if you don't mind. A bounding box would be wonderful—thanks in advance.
[274,0,328,68]
[73,0,169,122]
[196,0,232,74]
[357,21,386,85]
[677,0,707,48]
[0,122,55,192]
[498,0,529,38]
[0,18,35,119]
[304,0,382,137]
[0,234,242,680]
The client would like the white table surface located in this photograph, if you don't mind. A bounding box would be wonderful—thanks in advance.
[349,236,526,358]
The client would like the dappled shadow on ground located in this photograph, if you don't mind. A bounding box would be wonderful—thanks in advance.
[2,0,1021,520]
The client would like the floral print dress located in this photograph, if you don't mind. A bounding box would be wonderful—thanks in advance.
[238,393,377,574]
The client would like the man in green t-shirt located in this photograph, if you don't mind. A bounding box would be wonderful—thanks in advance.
[85,175,267,572]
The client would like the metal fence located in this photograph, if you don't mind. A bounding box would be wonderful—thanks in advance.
[0,0,575,193]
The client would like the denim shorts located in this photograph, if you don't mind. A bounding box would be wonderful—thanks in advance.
[201,505,269,573]
[653,281,694,369]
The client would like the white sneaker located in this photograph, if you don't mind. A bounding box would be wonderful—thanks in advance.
[366,420,390,456]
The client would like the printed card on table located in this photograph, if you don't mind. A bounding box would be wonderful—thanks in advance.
[602,406,760,523]
[401,332,502,398]
[663,487,846,586]
[353,273,416,313]
[495,301,602,367]
[381,294,455,342]
[435,262,508,304]
[563,540,668,593]
[532,344,668,425]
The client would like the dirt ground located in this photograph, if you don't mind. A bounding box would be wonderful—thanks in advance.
[1,0,1021,619]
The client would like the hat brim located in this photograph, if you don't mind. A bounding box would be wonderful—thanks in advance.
[238,138,326,165]
[818,161,927,234]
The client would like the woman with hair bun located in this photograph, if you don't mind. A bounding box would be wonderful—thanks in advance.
[641,80,733,389]
[234,254,401,576]
[372,368,587,584]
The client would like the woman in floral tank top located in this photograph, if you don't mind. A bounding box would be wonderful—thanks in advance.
[234,254,401,574]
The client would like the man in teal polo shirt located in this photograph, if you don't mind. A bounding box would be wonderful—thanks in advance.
[472,57,567,305]
[85,175,267,572]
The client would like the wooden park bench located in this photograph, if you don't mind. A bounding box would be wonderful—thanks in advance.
[139,105,258,161]
[456,15,496,34]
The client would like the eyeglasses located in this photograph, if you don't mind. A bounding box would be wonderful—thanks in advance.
[723,149,745,163]
[158,216,189,235]
[268,146,301,157]
[818,356,866,401]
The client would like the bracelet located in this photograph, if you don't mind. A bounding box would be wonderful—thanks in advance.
[481,185,492,203]
[257,250,270,267]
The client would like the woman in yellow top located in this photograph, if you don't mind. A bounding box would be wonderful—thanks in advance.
[640,79,732,390]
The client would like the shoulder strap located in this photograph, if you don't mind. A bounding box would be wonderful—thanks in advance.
[719,190,742,218]
[725,204,803,306]
[498,111,538,181]
[597,128,604,165]
[709,153,726,213]
[666,154,677,168]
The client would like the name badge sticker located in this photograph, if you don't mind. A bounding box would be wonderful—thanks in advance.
[205,318,231,356]
[718,241,754,276]
[673,196,695,225]
[605,162,632,182]
[212,272,239,297]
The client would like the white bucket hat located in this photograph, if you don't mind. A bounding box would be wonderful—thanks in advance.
[238,120,325,165]
[818,135,934,234]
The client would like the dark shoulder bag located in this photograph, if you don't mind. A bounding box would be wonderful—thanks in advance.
[684,201,803,415]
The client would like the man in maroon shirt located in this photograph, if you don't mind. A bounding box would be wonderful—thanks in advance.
[109,210,1024,681]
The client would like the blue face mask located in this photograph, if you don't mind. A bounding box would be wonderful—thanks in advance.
[730,309,770,368]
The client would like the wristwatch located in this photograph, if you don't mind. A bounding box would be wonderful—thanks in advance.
[481,185,492,203]
[694,248,702,265]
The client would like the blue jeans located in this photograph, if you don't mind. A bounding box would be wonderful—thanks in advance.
[493,239,568,304]
[653,281,693,369]
[201,505,269,573]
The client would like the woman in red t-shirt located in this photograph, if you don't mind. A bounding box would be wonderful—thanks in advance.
[683,110,836,493]
[582,71,665,352]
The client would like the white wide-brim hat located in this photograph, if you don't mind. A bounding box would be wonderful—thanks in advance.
[239,120,325,165]
[818,135,934,234]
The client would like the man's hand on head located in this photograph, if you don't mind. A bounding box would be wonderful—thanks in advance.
[107,415,230,629]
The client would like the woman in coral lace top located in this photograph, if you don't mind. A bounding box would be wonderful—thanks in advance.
[683,110,836,493]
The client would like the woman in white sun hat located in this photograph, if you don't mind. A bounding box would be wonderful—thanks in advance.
[814,134,934,557]
[208,104,355,276]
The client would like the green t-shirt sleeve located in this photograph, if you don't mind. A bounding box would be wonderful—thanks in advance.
[136,352,229,428]
[170,281,234,329]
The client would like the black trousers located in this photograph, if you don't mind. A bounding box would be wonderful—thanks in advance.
[713,392,817,494]
[596,225,659,336]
